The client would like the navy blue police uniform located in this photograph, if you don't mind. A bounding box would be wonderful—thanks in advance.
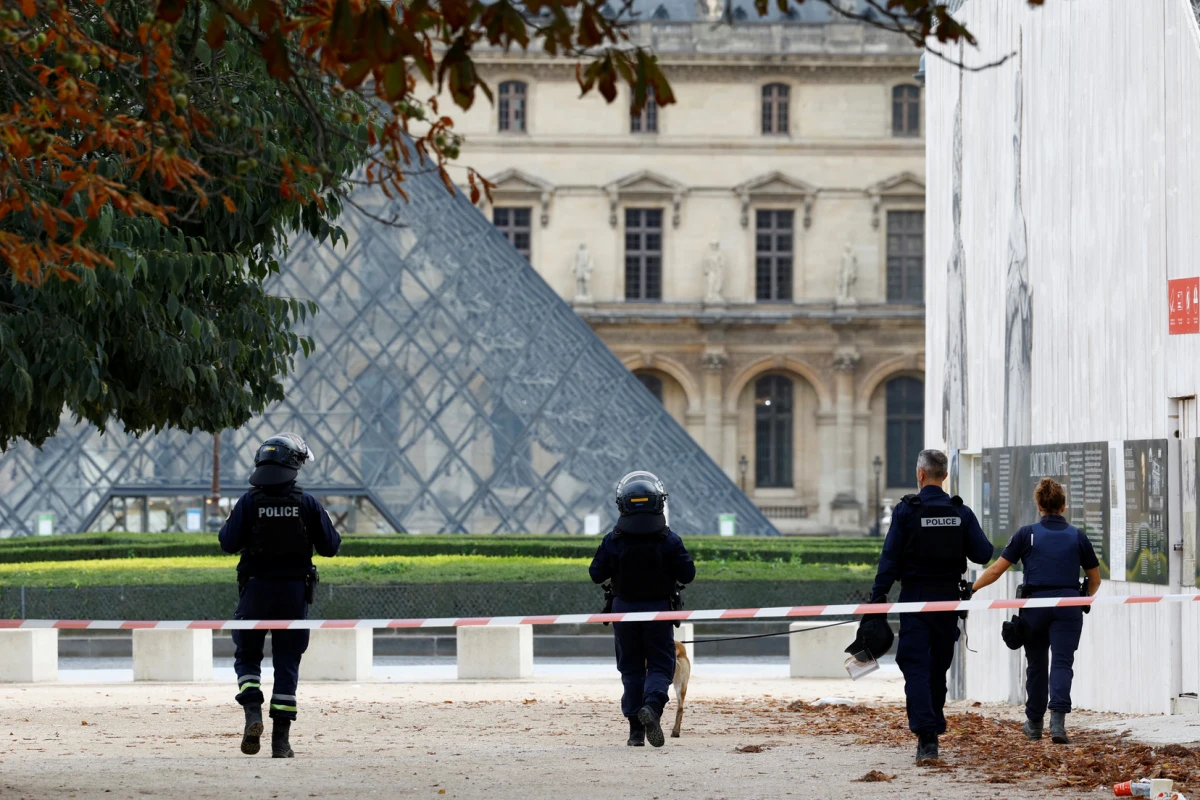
[219,484,340,722]
[871,485,993,739]
[589,473,695,747]
[1000,514,1099,720]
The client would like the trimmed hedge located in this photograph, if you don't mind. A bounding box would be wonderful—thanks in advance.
[0,532,883,566]
[0,554,875,587]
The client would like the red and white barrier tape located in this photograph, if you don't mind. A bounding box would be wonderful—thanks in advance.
[0,592,1195,630]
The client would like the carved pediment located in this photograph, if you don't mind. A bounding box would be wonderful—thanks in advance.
[489,168,553,195]
[605,170,688,229]
[735,171,818,199]
[734,172,818,229]
[485,168,554,227]
[606,170,686,196]
[867,171,925,228]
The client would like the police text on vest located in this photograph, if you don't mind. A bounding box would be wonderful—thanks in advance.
[259,507,300,518]
[920,517,960,527]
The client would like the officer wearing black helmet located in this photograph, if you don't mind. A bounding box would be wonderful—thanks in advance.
[218,433,341,758]
[589,471,695,748]
[866,449,993,764]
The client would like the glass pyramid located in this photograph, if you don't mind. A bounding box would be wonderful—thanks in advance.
[0,158,777,537]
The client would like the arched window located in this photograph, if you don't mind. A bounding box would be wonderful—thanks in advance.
[886,377,924,486]
[761,83,790,135]
[892,84,921,137]
[631,89,658,134]
[636,372,664,402]
[499,81,527,133]
[755,375,793,488]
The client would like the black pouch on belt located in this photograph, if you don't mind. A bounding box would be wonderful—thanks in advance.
[304,568,319,604]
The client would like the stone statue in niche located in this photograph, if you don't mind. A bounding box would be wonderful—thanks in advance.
[572,243,594,304]
[701,240,726,306]
[836,242,858,306]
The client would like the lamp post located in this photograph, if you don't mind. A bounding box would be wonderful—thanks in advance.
[738,454,748,493]
[872,455,883,537]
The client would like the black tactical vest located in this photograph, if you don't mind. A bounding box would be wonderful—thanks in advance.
[610,531,676,602]
[245,488,311,558]
[900,495,966,579]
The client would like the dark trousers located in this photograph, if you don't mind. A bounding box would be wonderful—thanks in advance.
[233,577,310,721]
[613,620,676,718]
[1022,590,1084,718]
[895,584,960,736]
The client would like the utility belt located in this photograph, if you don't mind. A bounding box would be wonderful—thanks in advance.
[1016,578,1089,600]
[599,582,685,628]
[237,567,320,604]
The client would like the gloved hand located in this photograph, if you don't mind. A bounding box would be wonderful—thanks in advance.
[844,615,894,658]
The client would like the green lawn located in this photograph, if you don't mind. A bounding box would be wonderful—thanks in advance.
[0,554,876,587]
[0,532,884,565]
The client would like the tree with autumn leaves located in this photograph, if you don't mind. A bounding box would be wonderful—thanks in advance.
[0,0,1042,450]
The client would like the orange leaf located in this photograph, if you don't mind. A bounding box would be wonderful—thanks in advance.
[205,10,227,49]
[19,0,34,17]
[221,194,237,213]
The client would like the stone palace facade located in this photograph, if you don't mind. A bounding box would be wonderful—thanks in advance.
[430,1,926,532]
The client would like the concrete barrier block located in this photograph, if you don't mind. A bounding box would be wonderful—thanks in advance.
[133,629,212,682]
[300,628,372,681]
[673,623,694,665]
[0,630,58,683]
[789,622,853,679]
[457,625,533,679]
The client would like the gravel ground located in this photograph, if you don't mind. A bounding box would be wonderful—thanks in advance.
[0,670,1125,799]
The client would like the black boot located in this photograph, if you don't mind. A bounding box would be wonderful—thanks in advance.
[1022,716,1044,741]
[636,706,665,748]
[627,717,645,747]
[272,719,294,758]
[915,733,939,764]
[1049,711,1069,744]
[240,704,264,755]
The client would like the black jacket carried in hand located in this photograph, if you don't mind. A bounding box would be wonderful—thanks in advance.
[588,513,695,604]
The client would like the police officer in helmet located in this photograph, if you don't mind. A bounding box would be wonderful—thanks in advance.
[867,449,993,763]
[218,433,341,758]
[589,471,695,748]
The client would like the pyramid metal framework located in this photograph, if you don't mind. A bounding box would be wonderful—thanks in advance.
[0,161,776,537]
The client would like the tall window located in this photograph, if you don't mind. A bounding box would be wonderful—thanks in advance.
[493,207,531,261]
[755,375,793,488]
[498,81,527,133]
[755,209,793,302]
[624,208,663,301]
[886,377,924,487]
[761,83,790,135]
[636,373,664,402]
[886,210,924,303]
[631,90,658,134]
[892,84,921,137]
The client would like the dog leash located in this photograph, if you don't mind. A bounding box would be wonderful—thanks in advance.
[677,619,855,645]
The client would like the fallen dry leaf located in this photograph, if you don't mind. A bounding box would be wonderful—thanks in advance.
[735,744,768,753]
[854,770,895,782]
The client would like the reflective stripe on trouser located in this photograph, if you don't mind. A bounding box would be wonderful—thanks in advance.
[270,694,298,716]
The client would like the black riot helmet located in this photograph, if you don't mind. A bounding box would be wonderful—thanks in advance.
[615,471,668,516]
[249,433,311,487]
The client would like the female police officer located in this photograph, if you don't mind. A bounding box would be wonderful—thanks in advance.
[972,477,1101,745]
[589,471,695,748]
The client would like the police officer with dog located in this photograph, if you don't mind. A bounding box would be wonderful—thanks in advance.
[219,433,341,758]
[971,477,1101,745]
[861,449,993,763]
[589,471,695,748]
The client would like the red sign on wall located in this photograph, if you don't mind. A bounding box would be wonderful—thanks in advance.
[1169,278,1200,335]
